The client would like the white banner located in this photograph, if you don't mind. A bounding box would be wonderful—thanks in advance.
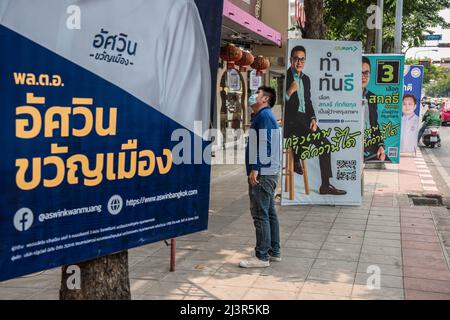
[282,39,363,206]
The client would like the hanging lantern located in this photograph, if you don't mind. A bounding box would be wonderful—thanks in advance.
[220,44,243,70]
[235,51,254,72]
[251,55,270,76]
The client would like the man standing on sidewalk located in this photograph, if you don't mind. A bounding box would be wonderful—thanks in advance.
[240,86,281,268]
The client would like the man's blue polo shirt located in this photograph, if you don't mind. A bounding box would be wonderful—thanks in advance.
[245,106,281,176]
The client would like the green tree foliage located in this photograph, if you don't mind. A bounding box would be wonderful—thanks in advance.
[426,74,450,97]
[405,58,449,97]
[324,0,450,53]
[406,58,448,85]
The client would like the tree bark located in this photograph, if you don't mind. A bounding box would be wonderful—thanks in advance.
[303,0,325,39]
[60,250,131,300]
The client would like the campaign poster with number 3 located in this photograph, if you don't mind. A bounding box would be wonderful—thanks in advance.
[362,54,404,164]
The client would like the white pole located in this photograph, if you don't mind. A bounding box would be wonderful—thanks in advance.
[375,0,384,53]
[394,0,404,53]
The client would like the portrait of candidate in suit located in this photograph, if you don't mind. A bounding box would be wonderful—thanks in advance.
[362,56,389,162]
[284,45,346,195]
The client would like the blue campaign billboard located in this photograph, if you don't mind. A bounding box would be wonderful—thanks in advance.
[0,0,223,281]
[401,65,424,153]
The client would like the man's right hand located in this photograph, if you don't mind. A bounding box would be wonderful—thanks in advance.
[287,81,298,97]
[248,170,259,186]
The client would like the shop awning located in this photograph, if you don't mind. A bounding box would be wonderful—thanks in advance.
[221,0,282,47]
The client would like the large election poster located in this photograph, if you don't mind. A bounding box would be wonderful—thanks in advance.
[0,0,223,281]
[282,39,363,206]
[401,65,424,154]
[363,54,404,163]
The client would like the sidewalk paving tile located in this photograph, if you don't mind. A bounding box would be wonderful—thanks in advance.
[194,284,249,300]
[243,288,298,300]
[359,253,402,266]
[404,289,450,300]
[252,274,304,292]
[366,225,400,233]
[204,272,259,288]
[402,255,449,270]
[159,270,213,285]
[325,235,364,245]
[401,240,443,252]
[401,227,437,236]
[306,269,355,284]
[297,292,351,300]
[362,238,401,248]
[354,273,403,289]
[0,288,45,300]
[285,240,325,250]
[290,227,330,236]
[357,263,403,277]
[282,247,319,258]
[401,233,440,243]
[328,229,365,238]
[301,280,353,297]
[364,231,401,240]
[361,245,402,256]
[317,250,360,262]
[332,223,366,231]
[351,284,404,300]
[404,266,450,281]
[404,277,450,294]
[312,259,358,272]
[402,248,446,260]
[321,242,362,252]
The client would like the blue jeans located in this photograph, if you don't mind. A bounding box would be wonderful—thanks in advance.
[418,122,427,143]
[248,174,280,261]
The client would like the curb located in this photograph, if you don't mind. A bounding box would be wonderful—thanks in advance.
[414,150,440,194]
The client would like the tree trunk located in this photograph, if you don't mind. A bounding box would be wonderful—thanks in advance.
[303,0,325,39]
[365,28,376,53]
[60,250,131,300]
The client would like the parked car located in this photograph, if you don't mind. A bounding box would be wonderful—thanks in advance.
[441,101,450,125]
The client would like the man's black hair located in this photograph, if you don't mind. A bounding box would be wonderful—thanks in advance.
[362,56,371,67]
[403,93,417,105]
[258,86,276,107]
[291,45,306,58]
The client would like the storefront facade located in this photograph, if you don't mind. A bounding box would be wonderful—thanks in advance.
[213,0,288,150]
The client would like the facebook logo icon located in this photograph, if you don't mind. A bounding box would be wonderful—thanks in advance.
[13,208,34,232]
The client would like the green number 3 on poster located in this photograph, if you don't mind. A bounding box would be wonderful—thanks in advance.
[382,64,394,82]
[376,60,400,85]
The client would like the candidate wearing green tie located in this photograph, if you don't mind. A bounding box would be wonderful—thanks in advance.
[284,45,346,195]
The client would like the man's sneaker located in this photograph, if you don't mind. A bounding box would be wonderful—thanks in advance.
[269,255,282,262]
[239,257,270,268]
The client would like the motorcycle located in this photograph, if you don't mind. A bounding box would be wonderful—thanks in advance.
[422,126,441,148]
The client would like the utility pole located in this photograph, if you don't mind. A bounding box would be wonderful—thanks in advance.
[394,0,403,53]
[375,0,384,53]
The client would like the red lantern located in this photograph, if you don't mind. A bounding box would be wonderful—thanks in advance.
[220,44,243,70]
[251,55,270,76]
[235,51,254,72]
